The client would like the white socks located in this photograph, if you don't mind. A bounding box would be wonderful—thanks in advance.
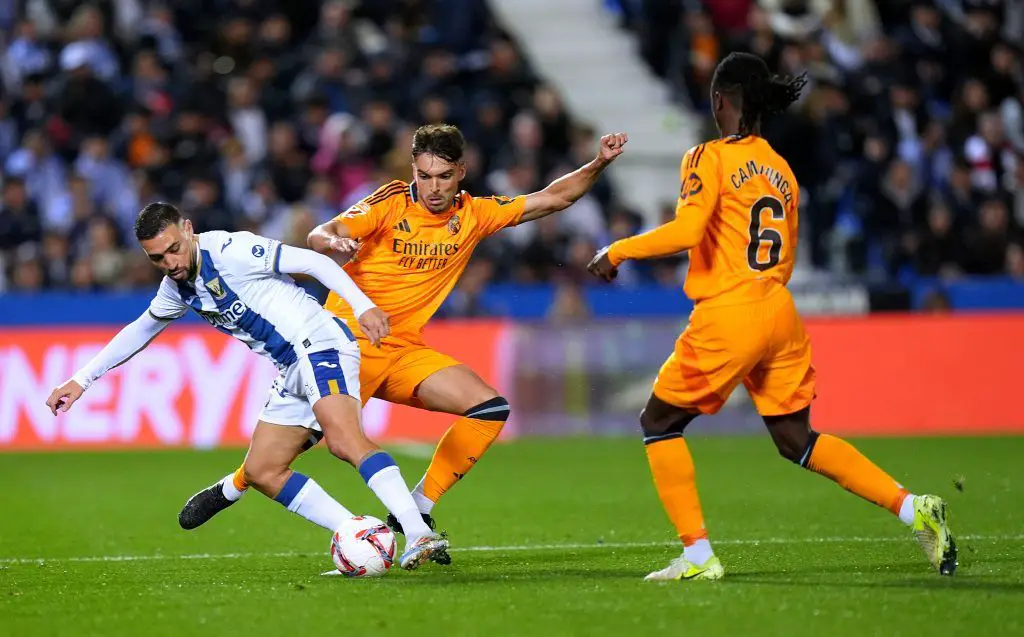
[221,473,246,501]
[358,452,432,544]
[898,493,918,526]
[274,472,353,532]
[683,539,714,566]
[366,465,432,543]
[412,480,436,515]
[288,479,354,532]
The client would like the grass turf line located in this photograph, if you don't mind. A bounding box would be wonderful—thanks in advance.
[1,436,1022,636]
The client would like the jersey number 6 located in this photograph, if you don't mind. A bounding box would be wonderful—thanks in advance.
[746,196,785,272]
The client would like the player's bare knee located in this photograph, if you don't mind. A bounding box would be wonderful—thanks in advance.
[764,408,814,464]
[640,409,693,444]
[767,424,816,464]
[773,435,805,463]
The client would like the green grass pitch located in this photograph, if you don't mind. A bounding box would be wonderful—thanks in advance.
[2,436,1022,636]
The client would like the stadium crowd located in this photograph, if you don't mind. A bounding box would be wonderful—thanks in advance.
[0,0,1022,301]
[0,0,620,297]
[611,0,1024,279]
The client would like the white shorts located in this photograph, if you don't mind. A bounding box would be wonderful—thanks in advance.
[258,316,361,435]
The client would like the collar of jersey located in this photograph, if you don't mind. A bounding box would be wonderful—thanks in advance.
[186,238,202,285]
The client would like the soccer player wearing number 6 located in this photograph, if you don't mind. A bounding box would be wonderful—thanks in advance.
[588,52,957,581]
[44,203,448,570]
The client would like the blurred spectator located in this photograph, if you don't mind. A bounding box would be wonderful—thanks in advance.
[3,20,53,94]
[87,217,127,288]
[963,198,1015,274]
[10,248,46,292]
[5,130,66,224]
[920,287,953,313]
[442,258,495,318]
[261,121,311,203]
[0,0,625,295]
[517,215,569,283]
[55,49,123,149]
[1007,242,1024,280]
[7,0,1021,298]
[41,231,71,288]
[547,274,592,325]
[228,76,269,165]
[615,0,1024,279]
[0,178,43,252]
[911,201,964,278]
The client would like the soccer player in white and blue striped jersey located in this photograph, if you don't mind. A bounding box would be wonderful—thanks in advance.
[44,202,448,570]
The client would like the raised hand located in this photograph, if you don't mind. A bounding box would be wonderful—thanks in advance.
[597,133,629,162]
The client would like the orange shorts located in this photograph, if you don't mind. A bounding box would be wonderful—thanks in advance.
[653,287,816,416]
[356,334,462,407]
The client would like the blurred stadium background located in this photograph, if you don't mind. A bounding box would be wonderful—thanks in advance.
[0,0,1022,449]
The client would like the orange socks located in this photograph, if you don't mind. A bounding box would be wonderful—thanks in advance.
[644,437,708,545]
[415,398,510,511]
[805,433,908,515]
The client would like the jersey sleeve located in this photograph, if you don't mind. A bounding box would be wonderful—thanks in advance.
[473,195,527,236]
[674,142,722,225]
[147,277,188,320]
[218,231,283,278]
[607,144,722,265]
[332,182,402,239]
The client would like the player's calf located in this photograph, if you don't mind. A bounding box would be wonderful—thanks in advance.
[765,408,958,574]
[413,396,511,514]
[638,394,716,570]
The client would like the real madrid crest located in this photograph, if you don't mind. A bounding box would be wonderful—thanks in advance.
[447,214,461,235]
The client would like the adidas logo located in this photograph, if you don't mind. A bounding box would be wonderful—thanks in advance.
[393,219,412,233]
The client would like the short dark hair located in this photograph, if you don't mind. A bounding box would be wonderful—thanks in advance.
[134,202,182,240]
[712,52,807,135]
[411,124,465,163]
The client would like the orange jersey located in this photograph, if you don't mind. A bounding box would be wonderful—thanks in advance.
[610,135,799,304]
[325,181,525,339]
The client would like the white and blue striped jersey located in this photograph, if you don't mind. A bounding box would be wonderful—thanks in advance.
[148,231,347,370]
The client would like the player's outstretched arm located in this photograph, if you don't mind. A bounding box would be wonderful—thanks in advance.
[306,220,359,264]
[276,245,390,346]
[587,216,712,282]
[519,133,628,224]
[588,143,721,281]
[45,311,173,415]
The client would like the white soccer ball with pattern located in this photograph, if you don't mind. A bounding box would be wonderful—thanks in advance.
[330,516,396,577]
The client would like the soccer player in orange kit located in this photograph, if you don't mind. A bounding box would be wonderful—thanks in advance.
[588,52,957,581]
[179,124,628,564]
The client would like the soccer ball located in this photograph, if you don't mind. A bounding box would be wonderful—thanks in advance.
[330,516,396,577]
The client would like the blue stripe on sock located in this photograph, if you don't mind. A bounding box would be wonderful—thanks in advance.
[358,452,396,483]
[274,472,310,506]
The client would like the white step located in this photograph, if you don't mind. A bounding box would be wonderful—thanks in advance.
[488,0,701,224]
